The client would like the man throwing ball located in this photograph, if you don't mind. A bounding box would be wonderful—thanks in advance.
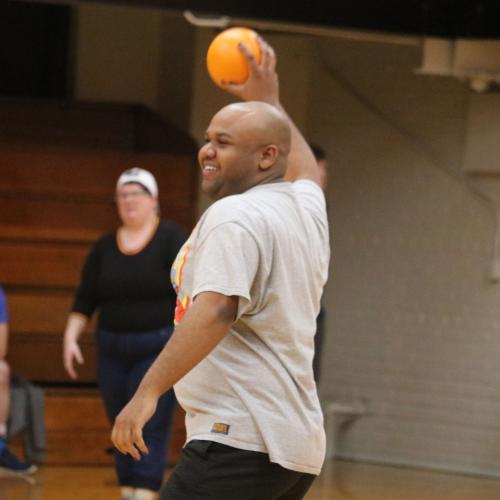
[112,35,330,500]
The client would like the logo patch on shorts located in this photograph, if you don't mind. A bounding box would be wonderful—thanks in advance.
[211,422,230,435]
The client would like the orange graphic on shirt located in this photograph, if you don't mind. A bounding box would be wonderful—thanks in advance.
[171,241,191,325]
[174,295,191,324]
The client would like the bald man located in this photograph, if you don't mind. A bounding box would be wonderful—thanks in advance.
[111,37,329,500]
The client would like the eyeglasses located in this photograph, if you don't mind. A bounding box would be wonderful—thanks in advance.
[115,191,150,201]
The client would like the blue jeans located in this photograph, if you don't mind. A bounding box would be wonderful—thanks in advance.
[96,327,176,491]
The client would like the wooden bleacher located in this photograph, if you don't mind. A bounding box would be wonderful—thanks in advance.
[0,98,198,465]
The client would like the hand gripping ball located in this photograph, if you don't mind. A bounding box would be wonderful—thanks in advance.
[207,27,261,87]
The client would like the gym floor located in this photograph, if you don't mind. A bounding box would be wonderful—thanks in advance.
[1,458,500,499]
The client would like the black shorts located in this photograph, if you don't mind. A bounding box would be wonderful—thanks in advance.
[160,440,316,500]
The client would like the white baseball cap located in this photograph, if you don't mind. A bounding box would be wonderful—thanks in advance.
[116,167,158,197]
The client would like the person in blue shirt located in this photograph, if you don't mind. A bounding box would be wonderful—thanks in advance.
[0,286,37,474]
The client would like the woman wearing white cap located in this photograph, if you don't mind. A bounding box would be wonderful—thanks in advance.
[62,168,186,500]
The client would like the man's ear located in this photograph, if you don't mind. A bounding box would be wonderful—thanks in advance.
[258,145,279,170]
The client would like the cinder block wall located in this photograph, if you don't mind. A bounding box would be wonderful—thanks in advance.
[308,37,500,477]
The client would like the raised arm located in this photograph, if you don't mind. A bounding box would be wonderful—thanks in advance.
[221,37,321,185]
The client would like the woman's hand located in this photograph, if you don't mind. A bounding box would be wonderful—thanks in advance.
[63,338,84,380]
[62,313,88,379]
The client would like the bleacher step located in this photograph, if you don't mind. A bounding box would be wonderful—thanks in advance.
[10,388,185,466]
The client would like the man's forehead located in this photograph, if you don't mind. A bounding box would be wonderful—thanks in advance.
[214,105,258,123]
[205,126,233,138]
[208,108,258,134]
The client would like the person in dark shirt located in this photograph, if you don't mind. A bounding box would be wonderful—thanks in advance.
[62,167,186,500]
[309,143,329,383]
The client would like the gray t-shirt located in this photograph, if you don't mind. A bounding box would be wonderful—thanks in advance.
[170,179,330,475]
